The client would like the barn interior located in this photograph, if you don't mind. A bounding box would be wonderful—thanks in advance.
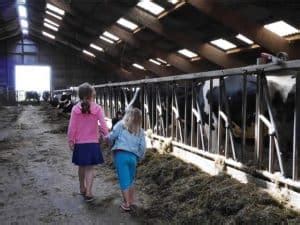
[1,0,300,224]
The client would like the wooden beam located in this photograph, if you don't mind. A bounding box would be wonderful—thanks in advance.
[188,0,300,59]
[126,7,246,68]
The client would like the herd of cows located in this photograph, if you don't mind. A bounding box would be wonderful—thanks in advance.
[28,72,296,177]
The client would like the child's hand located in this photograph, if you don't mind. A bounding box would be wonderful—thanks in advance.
[69,142,74,151]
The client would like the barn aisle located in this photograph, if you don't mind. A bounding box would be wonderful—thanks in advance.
[0,105,146,225]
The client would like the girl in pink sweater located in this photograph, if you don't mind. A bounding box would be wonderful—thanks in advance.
[68,82,108,202]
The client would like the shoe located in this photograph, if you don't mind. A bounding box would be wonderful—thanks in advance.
[120,203,131,212]
[84,195,95,202]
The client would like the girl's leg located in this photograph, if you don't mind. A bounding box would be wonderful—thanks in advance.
[121,190,130,208]
[84,166,95,197]
[128,155,137,206]
[128,186,135,206]
[78,166,86,193]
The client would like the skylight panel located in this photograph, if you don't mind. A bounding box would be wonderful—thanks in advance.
[100,35,114,44]
[137,1,165,16]
[44,22,59,31]
[42,31,55,39]
[46,3,65,16]
[132,63,145,70]
[20,19,28,28]
[117,18,138,31]
[44,18,59,27]
[103,31,120,41]
[46,10,63,20]
[178,49,198,58]
[22,29,28,35]
[83,50,96,58]
[18,5,27,18]
[149,59,161,66]
[90,43,104,52]
[156,58,167,64]
[264,20,299,37]
[210,38,237,50]
[168,0,180,4]
[236,34,254,44]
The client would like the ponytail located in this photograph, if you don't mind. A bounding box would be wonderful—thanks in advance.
[81,99,90,114]
[78,82,95,114]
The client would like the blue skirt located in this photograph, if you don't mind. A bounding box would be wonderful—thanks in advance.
[72,143,104,166]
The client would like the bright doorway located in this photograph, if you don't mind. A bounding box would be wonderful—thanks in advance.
[15,65,51,101]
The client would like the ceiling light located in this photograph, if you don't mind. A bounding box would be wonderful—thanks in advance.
[42,31,55,39]
[18,5,27,18]
[168,0,179,4]
[149,59,161,65]
[137,1,165,16]
[156,58,167,64]
[44,22,59,31]
[46,10,63,20]
[103,31,120,41]
[83,50,96,58]
[132,63,145,70]
[90,43,104,52]
[22,29,28,34]
[100,35,114,44]
[20,19,28,28]
[117,18,138,31]
[178,49,198,58]
[210,38,237,50]
[18,0,26,4]
[264,20,299,37]
[46,3,65,16]
[236,34,254,44]
[44,18,59,27]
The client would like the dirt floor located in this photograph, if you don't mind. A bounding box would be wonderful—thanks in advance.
[0,104,300,225]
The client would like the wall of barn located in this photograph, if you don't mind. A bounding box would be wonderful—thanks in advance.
[0,35,113,93]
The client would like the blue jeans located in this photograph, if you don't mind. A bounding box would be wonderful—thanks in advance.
[114,150,138,191]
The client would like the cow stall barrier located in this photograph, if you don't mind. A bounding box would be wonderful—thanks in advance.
[54,59,300,209]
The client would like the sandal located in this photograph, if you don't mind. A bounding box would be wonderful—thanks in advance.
[120,203,131,212]
[84,195,95,202]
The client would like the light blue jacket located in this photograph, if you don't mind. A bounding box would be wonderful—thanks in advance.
[108,121,146,161]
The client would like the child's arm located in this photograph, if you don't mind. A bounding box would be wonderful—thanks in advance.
[98,106,109,138]
[107,121,122,145]
[67,108,77,150]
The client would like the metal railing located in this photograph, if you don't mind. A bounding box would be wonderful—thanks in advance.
[54,60,300,187]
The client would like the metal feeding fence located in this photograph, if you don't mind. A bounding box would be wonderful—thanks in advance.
[54,60,300,207]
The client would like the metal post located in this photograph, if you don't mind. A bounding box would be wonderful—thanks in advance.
[269,135,275,173]
[293,72,300,180]
[191,81,195,146]
[184,81,188,144]
[166,83,170,137]
[217,77,222,155]
[255,73,263,167]
[241,73,248,163]
[208,79,213,152]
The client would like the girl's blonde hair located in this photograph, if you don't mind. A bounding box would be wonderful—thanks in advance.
[123,108,143,135]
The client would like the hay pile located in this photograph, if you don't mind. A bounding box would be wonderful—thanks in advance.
[135,150,300,224]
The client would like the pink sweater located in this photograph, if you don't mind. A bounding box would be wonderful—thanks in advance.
[67,102,108,144]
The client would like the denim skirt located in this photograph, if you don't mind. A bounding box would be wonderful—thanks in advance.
[72,143,104,166]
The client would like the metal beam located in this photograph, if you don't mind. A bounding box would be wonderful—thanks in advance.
[126,7,247,68]
[188,0,300,59]
[109,25,212,74]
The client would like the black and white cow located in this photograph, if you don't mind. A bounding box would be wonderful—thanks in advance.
[197,74,295,173]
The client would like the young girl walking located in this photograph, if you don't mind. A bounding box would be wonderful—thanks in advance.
[107,108,146,211]
[68,82,108,202]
